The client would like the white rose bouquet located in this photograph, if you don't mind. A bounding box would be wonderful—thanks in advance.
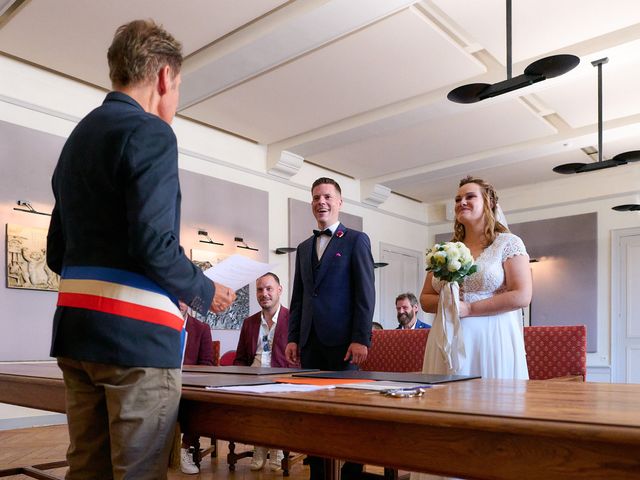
[425,242,477,284]
[423,241,477,375]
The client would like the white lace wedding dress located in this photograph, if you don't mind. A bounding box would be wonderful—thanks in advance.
[423,232,529,380]
[414,233,529,480]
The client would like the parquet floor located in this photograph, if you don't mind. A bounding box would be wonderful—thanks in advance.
[0,424,312,479]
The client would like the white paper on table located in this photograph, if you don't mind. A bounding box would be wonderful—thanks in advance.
[203,254,277,291]
[206,384,335,393]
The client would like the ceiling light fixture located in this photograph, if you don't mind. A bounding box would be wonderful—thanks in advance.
[447,0,579,104]
[198,229,223,246]
[612,204,640,212]
[553,58,640,174]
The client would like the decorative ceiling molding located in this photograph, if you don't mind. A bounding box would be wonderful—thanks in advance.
[361,182,392,207]
[267,149,304,180]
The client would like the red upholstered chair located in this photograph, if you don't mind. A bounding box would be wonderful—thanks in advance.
[212,340,221,366]
[524,325,587,381]
[361,328,429,372]
[219,350,236,366]
[197,341,222,460]
[360,328,430,480]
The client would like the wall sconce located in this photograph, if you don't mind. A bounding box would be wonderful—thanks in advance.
[275,247,296,255]
[13,200,51,216]
[373,262,389,269]
[198,229,223,246]
[235,236,258,252]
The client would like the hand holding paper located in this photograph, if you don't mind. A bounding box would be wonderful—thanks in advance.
[204,255,277,313]
[210,282,236,313]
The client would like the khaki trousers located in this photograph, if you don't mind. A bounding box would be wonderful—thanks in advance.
[58,358,181,480]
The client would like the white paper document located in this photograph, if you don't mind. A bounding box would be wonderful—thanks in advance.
[207,384,335,393]
[203,254,276,291]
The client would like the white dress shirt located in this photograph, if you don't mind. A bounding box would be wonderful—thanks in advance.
[316,221,340,260]
[251,304,281,367]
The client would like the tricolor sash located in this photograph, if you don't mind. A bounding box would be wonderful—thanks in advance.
[57,266,184,332]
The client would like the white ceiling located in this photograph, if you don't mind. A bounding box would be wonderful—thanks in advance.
[1,0,640,204]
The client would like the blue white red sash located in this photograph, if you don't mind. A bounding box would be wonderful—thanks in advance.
[57,266,184,332]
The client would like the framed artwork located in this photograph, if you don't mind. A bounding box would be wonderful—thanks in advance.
[190,248,249,329]
[6,223,59,291]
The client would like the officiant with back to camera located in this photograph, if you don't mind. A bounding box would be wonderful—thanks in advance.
[420,176,531,380]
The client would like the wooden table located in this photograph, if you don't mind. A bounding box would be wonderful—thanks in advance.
[1,363,640,479]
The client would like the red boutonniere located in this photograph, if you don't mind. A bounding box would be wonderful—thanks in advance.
[335,252,342,257]
[335,230,344,238]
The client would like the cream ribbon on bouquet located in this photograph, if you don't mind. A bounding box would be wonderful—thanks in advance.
[429,280,466,374]
[423,242,476,375]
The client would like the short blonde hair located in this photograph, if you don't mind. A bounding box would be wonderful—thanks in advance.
[107,19,182,88]
[452,176,508,245]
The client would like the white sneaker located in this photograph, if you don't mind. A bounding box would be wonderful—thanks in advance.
[250,446,267,471]
[180,447,199,475]
[269,449,284,471]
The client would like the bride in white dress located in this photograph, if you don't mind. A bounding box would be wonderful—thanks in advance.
[421,176,532,380]
[414,177,531,479]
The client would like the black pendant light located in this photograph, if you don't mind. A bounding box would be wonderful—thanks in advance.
[612,204,640,212]
[448,0,579,104]
[553,58,640,174]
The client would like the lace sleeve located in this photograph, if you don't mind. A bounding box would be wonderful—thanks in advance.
[500,233,528,262]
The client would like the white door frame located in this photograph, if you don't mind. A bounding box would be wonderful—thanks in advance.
[379,242,424,329]
[611,226,640,383]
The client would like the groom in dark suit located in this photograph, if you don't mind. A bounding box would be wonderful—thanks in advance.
[286,177,375,480]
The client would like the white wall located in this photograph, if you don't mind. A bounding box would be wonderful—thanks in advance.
[3,51,636,430]
[0,56,429,424]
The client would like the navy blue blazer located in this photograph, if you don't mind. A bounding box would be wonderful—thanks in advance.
[47,92,213,368]
[288,223,375,348]
[396,319,431,329]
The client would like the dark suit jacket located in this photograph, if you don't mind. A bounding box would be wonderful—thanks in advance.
[47,92,213,368]
[234,306,290,368]
[183,315,214,366]
[288,223,375,349]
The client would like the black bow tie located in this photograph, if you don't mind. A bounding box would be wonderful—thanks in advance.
[313,229,332,237]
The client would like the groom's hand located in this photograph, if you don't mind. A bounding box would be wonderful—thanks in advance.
[344,342,368,365]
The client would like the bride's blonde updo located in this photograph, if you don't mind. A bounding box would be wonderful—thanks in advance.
[452,176,509,245]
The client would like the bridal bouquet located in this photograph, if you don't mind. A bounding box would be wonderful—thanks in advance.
[423,241,476,375]
[425,241,477,284]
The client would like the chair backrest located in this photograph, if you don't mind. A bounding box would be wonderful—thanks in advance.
[212,340,221,366]
[524,325,587,380]
[219,350,237,366]
[361,328,429,372]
